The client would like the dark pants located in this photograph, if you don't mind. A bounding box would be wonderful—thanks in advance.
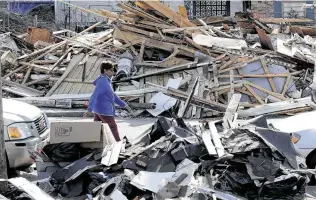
[94,114,120,142]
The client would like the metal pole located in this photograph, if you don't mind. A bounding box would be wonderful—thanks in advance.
[0,61,8,191]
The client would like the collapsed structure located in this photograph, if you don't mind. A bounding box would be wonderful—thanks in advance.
[0,1,315,118]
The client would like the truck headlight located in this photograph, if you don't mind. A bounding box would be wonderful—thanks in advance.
[291,132,301,144]
[8,123,33,140]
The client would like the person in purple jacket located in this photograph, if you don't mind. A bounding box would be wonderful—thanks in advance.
[84,61,133,141]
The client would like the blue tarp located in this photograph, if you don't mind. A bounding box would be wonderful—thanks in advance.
[8,1,54,15]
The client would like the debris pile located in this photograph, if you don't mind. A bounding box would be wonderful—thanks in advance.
[1,1,316,118]
[1,107,312,199]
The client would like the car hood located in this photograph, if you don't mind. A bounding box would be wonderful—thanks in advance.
[3,98,42,125]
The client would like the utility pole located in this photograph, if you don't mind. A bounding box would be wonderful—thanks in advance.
[0,61,8,191]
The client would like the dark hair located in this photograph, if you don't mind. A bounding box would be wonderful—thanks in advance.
[100,62,114,74]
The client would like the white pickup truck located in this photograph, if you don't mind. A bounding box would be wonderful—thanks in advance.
[3,98,49,168]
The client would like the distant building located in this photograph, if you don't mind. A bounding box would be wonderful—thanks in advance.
[54,0,248,27]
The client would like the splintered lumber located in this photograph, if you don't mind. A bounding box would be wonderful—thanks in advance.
[117,2,166,24]
[178,76,200,118]
[118,24,184,44]
[19,21,103,61]
[113,26,138,56]
[113,30,195,58]
[114,61,208,82]
[141,1,196,27]
[147,82,227,112]
[238,97,313,117]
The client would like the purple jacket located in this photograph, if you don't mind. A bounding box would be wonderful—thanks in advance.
[88,75,126,116]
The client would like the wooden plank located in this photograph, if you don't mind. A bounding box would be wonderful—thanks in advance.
[113,26,138,56]
[245,81,287,101]
[141,1,196,27]
[22,66,33,84]
[238,97,312,117]
[80,57,103,94]
[282,74,291,96]
[222,94,241,130]
[47,47,74,74]
[25,75,51,86]
[138,67,145,104]
[138,20,177,29]
[219,57,238,70]
[213,64,219,102]
[118,24,184,44]
[178,5,188,20]
[100,9,134,22]
[46,53,85,96]
[136,0,152,10]
[244,84,265,104]
[3,65,27,79]
[260,58,277,93]
[137,39,146,62]
[218,73,289,78]
[228,70,234,101]
[178,77,199,118]
[114,61,201,82]
[117,2,166,24]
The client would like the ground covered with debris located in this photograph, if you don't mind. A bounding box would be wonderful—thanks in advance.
[0,1,315,119]
[0,114,315,200]
[0,1,316,199]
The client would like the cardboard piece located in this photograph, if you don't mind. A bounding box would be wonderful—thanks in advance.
[50,121,102,144]
[80,123,116,149]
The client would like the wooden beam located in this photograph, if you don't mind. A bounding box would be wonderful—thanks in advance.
[22,66,33,84]
[141,1,196,27]
[3,65,26,79]
[47,47,74,74]
[137,39,146,62]
[178,5,188,20]
[114,61,202,83]
[245,81,287,101]
[25,76,51,86]
[218,73,289,78]
[113,26,138,56]
[178,76,199,118]
[244,84,265,104]
[260,58,277,93]
[282,74,291,96]
[46,54,85,96]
